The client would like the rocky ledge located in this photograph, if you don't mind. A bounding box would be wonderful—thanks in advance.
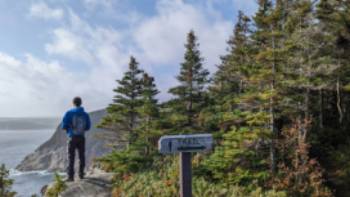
[44,171,114,197]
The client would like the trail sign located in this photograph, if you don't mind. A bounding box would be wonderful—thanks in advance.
[158,134,213,154]
[158,134,213,197]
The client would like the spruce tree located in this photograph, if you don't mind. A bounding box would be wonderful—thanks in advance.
[98,72,160,175]
[0,164,16,197]
[100,56,144,146]
[316,0,338,25]
[168,30,209,131]
[248,0,278,174]
[212,10,251,106]
[203,10,271,187]
[205,10,253,134]
[251,0,289,174]
[139,73,159,129]
[137,73,160,155]
[317,0,350,124]
[276,0,336,131]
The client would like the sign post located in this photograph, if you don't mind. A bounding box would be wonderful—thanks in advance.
[158,134,213,197]
[180,152,192,197]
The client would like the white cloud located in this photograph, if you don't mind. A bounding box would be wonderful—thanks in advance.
[43,10,131,116]
[29,2,64,20]
[0,8,130,117]
[45,28,95,64]
[46,10,124,66]
[0,52,72,117]
[0,50,128,117]
[133,0,232,72]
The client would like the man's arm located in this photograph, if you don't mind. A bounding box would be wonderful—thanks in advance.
[62,112,71,132]
[85,113,91,131]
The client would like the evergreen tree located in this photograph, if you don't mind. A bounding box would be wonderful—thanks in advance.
[317,0,350,124]
[204,10,253,134]
[203,125,270,187]
[202,10,271,188]
[315,0,344,124]
[316,0,338,25]
[137,73,160,155]
[100,56,144,146]
[168,30,210,131]
[98,61,159,176]
[98,72,160,176]
[213,11,251,98]
[139,73,159,130]
[251,0,289,174]
[0,164,16,197]
[249,0,279,174]
[312,2,350,193]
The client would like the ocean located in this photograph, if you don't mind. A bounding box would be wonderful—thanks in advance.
[0,118,59,197]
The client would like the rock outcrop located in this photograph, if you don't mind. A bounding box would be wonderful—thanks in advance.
[60,173,113,197]
[16,109,122,172]
[43,170,114,197]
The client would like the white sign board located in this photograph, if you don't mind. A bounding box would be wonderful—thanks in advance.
[158,134,213,154]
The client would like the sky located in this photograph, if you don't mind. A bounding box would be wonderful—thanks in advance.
[0,0,258,117]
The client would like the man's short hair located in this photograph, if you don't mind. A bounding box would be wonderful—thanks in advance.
[73,97,82,107]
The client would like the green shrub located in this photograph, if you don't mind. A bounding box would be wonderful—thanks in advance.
[45,173,67,197]
[0,164,16,197]
[98,143,156,176]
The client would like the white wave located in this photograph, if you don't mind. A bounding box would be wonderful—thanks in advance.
[9,168,58,177]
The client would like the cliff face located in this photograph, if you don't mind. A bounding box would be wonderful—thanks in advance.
[16,109,121,172]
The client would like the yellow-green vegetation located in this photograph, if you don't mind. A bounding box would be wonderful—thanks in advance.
[110,157,286,197]
[45,173,67,197]
[113,173,287,197]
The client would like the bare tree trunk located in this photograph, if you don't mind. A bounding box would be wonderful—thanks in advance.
[270,29,277,175]
[187,68,193,127]
[239,80,243,95]
[305,87,310,119]
[304,29,311,121]
[336,77,343,123]
[319,89,324,129]
[270,87,277,174]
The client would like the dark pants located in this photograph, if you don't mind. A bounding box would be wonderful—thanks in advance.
[67,135,85,179]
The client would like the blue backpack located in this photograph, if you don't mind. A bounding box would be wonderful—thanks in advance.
[72,114,87,135]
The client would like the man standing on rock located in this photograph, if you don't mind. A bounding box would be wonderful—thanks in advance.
[62,97,91,181]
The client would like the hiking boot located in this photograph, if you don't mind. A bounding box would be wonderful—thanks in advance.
[65,177,74,182]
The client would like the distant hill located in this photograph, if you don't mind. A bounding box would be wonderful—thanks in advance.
[16,109,124,172]
[0,117,60,130]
